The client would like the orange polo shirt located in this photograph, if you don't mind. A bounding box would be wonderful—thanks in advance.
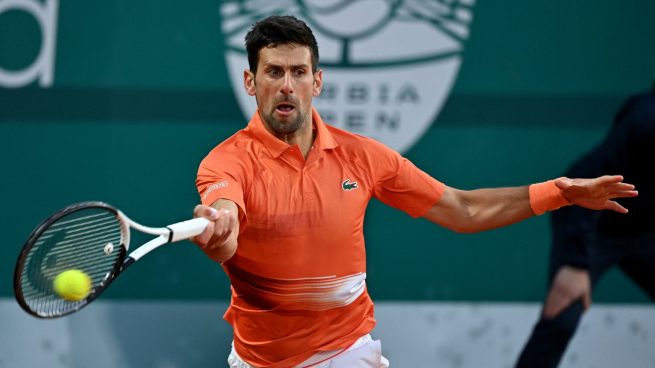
[197,108,444,367]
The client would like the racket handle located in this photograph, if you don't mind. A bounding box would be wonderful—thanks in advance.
[167,217,210,242]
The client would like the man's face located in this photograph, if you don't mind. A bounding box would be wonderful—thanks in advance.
[244,44,322,136]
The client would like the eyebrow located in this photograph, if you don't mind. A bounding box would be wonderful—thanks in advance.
[262,62,310,70]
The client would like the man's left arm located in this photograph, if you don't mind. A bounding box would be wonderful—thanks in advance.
[422,175,637,233]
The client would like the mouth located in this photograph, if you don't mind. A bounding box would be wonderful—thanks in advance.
[275,102,296,115]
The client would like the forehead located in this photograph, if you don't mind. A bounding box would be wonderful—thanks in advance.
[258,43,312,67]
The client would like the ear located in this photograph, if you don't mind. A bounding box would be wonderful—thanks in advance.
[312,69,323,97]
[244,70,256,96]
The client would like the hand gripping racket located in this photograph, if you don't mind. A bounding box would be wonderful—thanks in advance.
[13,201,209,318]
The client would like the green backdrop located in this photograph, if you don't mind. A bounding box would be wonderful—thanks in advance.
[2,0,654,303]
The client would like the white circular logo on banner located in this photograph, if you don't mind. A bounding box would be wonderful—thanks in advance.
[220,0,474,153]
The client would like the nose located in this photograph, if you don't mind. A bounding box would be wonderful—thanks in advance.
[280,73,293,95]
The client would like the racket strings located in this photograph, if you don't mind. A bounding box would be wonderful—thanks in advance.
[19,208,126,317]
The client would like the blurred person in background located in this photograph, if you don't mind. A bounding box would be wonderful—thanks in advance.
[516,80,655,368]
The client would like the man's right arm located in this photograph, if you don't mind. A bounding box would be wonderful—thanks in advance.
[192,199,240,263]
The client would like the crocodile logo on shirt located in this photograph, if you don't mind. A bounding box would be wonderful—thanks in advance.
[342,179,358,191]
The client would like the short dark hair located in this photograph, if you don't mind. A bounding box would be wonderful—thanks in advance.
[245,15,319,73]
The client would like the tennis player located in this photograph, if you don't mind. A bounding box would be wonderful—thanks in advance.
[192,15,637,368]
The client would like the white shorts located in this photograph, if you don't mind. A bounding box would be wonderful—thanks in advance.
[227,334,390,368]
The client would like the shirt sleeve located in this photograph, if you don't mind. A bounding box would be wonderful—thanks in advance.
[370,142,445,218]
[196,150,249,230]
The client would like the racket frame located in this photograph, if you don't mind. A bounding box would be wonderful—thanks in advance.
[14,201,209,319]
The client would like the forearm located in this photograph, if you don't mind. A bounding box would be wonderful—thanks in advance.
[464,187,536,231]
[423,186,536,233]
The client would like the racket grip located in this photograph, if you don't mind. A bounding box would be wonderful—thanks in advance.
[167,217,210,242]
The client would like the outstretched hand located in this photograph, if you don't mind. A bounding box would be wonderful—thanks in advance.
[555,175,638,213]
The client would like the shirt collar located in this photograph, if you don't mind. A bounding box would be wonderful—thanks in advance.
[247,107,338,158]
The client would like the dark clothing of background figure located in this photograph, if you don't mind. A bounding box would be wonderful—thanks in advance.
[515,88,655,368]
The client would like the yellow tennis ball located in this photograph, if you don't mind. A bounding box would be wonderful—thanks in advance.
[53,269,92,301]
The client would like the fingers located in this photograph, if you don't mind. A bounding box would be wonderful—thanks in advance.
[613,189,639,198]
[602,179,637,213]
[608,182,635,191]
[209,209,236,246]
[597,176,637,197]
[191,205,237,249]
[604,181,637,198]
[559,175,638,213]
[605,200,629,214]
[192,221,215,246]
[193,204,220,220]
[596,174,624,185]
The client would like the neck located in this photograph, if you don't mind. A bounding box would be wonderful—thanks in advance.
[276,120,314,158]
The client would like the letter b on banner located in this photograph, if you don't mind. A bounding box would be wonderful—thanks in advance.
[0,0,58,88]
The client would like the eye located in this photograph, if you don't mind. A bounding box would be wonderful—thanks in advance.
[295,69,306,77]
[268,68,282,77]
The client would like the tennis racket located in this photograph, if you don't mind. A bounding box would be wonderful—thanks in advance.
[14,201,209,319]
